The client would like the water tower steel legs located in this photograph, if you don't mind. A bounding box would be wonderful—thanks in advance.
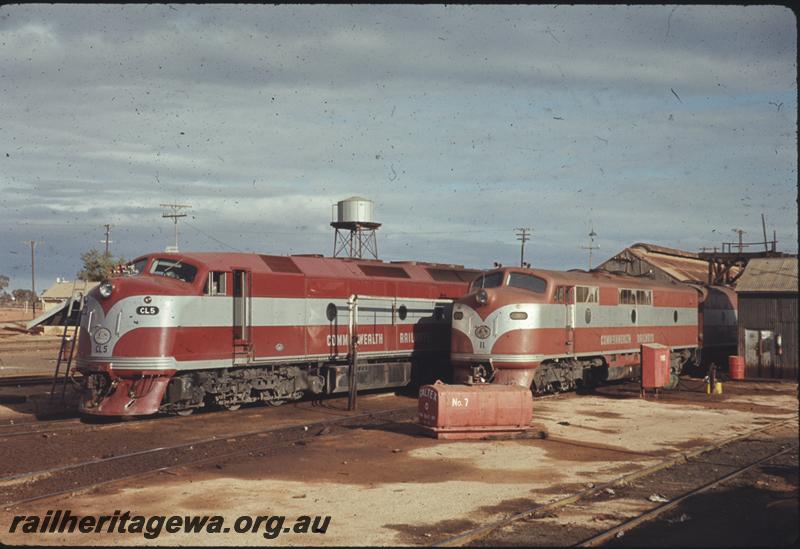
[332,226,379,260]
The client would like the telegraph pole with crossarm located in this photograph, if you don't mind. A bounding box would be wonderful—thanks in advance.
[515,227,532,268]
[160,204,191,252]
[581,224,600,270]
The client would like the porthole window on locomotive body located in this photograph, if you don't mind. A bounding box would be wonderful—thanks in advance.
[585,308,592,324]
[673,310,678,323]
[631,309,637,323]
[326,303,337,322]
[398,305,408,320]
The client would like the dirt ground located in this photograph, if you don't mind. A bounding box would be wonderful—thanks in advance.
[1,378,796,547]
[0,307,37,323]
[0,332,62,378]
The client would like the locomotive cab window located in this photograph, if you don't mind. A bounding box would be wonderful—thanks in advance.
[127,257,149,276]
[150,259,198,283]
[576,286,598,303]
[205,272,227,295]
[619,288,636,305]
[507,273,547,294]
[636,289,652,306]
[471,271,504,291]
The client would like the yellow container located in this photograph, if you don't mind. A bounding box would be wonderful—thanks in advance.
[706,381,724,394]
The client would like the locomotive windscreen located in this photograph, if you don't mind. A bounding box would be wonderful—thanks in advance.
[149,258,198,283]
[471,271,504,290]
[507,273,547,294]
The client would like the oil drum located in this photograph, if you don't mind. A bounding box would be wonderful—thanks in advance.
[728,355,745,381]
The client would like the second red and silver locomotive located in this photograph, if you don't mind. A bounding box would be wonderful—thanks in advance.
[451,267,703,392]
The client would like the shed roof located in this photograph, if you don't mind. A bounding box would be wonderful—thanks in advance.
[626,246,712,283]
[599,243,738,284]
[40,280,99,300]
[735,257,799,293]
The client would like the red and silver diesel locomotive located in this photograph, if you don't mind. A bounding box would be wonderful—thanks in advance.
[451,267,707,392]
[75,252,479,416]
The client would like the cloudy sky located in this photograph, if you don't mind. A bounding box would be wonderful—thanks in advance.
[0,4,796,291]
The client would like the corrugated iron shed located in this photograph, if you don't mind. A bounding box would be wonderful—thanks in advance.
[735,257,799,293]
[626,246,711,283]
[596,243,740,285]
[629,242,701,260]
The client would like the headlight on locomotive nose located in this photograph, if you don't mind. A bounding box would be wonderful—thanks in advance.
[476,289,489,305]
[98,280,113,299]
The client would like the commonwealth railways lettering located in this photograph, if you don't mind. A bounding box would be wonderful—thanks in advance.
[325,333,384,347]
[599,333,654,345]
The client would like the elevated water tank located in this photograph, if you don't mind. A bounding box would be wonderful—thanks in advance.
[335,196,374,224]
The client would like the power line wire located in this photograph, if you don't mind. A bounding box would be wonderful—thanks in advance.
[184,221,245,252]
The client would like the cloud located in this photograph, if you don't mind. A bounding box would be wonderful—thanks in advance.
[0,4,795,290]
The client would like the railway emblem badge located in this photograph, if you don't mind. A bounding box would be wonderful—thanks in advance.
[474,325,491,339]
[93,327,111,345]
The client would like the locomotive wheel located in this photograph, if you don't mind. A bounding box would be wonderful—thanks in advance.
[175,408,194,416]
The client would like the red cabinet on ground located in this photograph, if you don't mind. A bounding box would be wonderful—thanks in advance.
[641,343,670,389]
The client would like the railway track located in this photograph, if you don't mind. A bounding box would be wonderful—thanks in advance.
[0,416,85,438]
[0,376,576,438]
[0,394,365,439]
[575,445,797,547]
[436,416,798,547]
[1,404,419,508]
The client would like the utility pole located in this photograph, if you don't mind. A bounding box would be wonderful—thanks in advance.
[160,204,191,252]
[22,240,41,317]
[581,224,600,270]
[515,227,532,267]
[761,214,769,252]
[101,224,113,256]
[732,228,746,254]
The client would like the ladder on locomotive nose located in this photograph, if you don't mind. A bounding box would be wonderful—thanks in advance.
[49,280,88,401]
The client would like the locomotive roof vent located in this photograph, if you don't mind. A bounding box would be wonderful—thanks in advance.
[330,196,382,260]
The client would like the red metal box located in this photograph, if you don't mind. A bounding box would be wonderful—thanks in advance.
[641,343,670,389]
[418,381,533,439]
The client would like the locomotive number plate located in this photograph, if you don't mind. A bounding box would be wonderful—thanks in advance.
[136,306,160,315]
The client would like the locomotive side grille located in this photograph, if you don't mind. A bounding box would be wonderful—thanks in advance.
[388,363,407,383]
[259,255,302,273]
[359,265,410,278]
[426,268,480,283]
